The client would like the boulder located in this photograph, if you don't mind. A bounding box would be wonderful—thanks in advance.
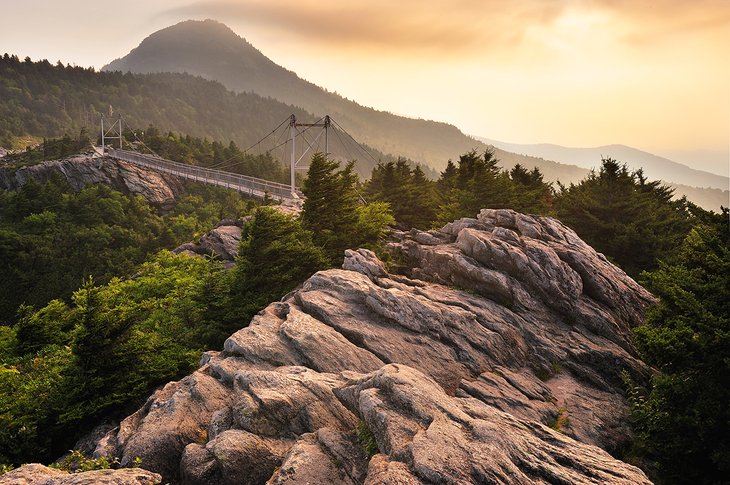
[173,221,245,267]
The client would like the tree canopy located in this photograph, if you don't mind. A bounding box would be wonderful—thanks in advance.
[0,252,225,466]
[229,207,328,322]
[0,176,253,324]
[555,158,696,277]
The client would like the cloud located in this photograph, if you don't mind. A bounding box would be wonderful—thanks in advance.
[156,0,567,56]
[157,0,729,63]
[582,0,730,48]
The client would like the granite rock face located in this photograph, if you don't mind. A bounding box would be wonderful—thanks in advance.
[0,463,161,484]
[79,209,652,484]
[0,155,184,208]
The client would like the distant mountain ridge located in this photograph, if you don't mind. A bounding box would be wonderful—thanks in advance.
[480,138,729,191]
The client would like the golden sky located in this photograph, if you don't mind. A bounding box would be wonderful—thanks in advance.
[2,0,729,171]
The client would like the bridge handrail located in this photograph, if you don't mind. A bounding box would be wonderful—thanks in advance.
[108,148,295,199]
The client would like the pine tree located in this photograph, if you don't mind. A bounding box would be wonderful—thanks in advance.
[510,164,554,214]
[364,159,438,229]
[555,158,693,276]
[437,159,458,192]
[231,207,328,318]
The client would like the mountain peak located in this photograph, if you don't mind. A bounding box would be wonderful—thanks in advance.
[150,18,250,46]
[103,19,267,76]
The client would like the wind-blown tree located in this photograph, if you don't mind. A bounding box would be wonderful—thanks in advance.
[302,153,394,264]
[628,209,729,483]
[555,158,693,277]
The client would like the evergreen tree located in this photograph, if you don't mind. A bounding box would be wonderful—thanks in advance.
[364,159,437,229]
[435,149,517,224]
[628,209,729,483]
[301,153,362,263]
[409,165,439,228]
[231,207,328,319]
[437,159,458,193]
[555,158,693,277]
[509,164,554,214]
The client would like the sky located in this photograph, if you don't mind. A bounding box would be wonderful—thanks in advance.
[2,0,729,175]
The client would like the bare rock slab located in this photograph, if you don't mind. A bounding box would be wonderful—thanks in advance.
[88,209,655,484]
[0,464,161,484]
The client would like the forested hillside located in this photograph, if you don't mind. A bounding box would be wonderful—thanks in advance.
[0,53,311,147]
[0,174,256,324]
[1,55,434,179]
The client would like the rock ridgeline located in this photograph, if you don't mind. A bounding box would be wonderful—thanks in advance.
[5,209,655,484]
[0,155,184,208]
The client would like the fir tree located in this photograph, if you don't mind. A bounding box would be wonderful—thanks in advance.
[555,158,693,276]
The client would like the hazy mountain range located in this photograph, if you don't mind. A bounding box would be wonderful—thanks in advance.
[101,19,726,210]
[479,138,728,191]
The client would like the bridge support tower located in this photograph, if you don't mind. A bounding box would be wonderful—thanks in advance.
[289,114,330,196]
[101,114,124,153]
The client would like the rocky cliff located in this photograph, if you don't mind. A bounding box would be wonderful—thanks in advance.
[0,155,184,208]
[5,209,655,484]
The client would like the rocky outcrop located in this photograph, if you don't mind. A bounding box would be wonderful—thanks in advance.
[75,209,652,484]
[173,219,248,268]
[0,155,184,208]
[0,463,161,484]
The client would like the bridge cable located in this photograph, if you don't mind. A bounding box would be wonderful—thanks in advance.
[207,116,291,170]
[331,118,381,168]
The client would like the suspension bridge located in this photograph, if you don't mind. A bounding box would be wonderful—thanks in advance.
[97,114,379,203]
